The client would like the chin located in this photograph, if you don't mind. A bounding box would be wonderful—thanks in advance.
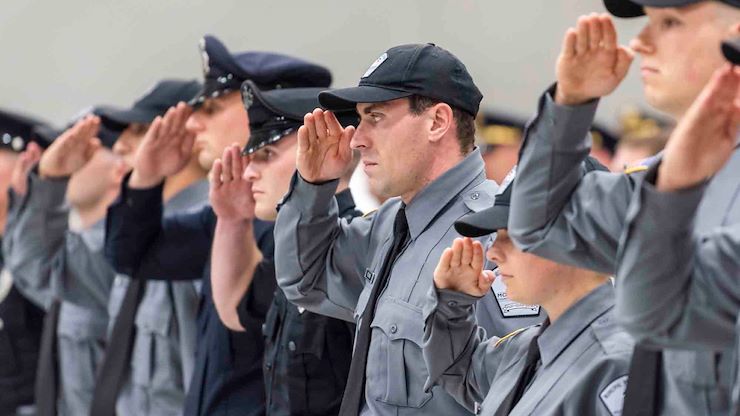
[255,205,278,222]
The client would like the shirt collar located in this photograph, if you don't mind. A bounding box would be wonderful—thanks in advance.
[405,147,485,239]
[537,282,615,366]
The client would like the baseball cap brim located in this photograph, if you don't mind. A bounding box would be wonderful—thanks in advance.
[97,106,158,131]
[319,86,412,112]
[722,37,740,65]
[454,205,509,238]
[603,0,701,18]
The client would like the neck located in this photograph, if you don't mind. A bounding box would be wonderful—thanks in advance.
[337,177,350,194]
[541,275,608,322]
[163,156,207,202]
[401,146,467,204]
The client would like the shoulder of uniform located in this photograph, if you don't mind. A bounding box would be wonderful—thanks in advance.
[624,154,662,175]
[590,313,635,355]
[494,326,530,348]
[462,179,497,213]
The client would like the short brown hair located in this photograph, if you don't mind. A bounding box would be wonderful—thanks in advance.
[408,95,476,154]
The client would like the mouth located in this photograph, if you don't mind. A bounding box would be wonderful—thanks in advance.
[640,65,659,77]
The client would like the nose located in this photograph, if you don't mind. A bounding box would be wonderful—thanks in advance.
[487,240,505,264]
[350,121,368,150]
[630,25,654,56]
[185,112,204,134]
[242,160,259,181]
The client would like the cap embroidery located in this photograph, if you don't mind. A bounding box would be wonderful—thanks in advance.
[199,38,210,75]
[362,52,388,78]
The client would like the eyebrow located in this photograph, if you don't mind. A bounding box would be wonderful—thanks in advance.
[361,103,386,114]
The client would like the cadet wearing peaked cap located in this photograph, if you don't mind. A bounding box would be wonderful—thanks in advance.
[89,79,207,416]
[104,35,334,416]
[274,43,544,416]
[0,110,47,416]
[423,161,634,416]
[507,2,739,415]
[218,81,360,416]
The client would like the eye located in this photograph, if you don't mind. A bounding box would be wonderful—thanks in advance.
[659,16,682,30]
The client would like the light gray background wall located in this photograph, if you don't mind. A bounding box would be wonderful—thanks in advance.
[1,0,650,128]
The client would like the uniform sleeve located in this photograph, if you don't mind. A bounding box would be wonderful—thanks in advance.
[615,164,740,350]
[2,170,69,309]
[509,86,636,274]
[236,223,277,326]
[274,173,374,323]
[104,175,213,281]
[421,287,505,412]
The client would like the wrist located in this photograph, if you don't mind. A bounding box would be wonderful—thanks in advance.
[129,169,165,189]
[554,87,593,107]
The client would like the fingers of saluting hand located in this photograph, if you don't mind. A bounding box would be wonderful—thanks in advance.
[210,158,223,190]
[230,144,243,181]
[313,108,329,140]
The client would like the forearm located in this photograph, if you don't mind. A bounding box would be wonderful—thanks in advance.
[616,166,738,349]
[211,218,262,331]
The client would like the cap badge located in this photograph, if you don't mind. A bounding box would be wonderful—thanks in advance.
[241,83,254,108]
[199,38,210,75]
[362,52,388,78]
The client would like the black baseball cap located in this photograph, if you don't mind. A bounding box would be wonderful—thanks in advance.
[454,157,608,237]
[97,80,201,131]
[189,35,332,107]
[603,0,740,18]
[0,109,50,153]
[723,37,740,65]
[319,43,483,116]
[241,80,359,155]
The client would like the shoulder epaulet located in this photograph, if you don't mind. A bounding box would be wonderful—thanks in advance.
[362,209,378,219]
[624,154,661,174]
[494,327,527,348]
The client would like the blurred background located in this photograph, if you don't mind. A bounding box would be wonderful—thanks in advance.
[1,0,673,209]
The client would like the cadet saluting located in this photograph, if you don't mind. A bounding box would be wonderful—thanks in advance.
[507,1,740,414]
[273,43,544,416]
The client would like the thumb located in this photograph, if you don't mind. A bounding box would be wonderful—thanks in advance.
[478,270,496,292]
[614,46,634,80]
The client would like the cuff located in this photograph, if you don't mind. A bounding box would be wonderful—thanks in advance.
[27,170,69,209]
[542,84,600,152]
[118,172,165,215]
[281,172,339,217]
[634,163,707,231]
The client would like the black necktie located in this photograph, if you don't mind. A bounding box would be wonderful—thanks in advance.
[89,277,146,416]
[339,205,410,416]
[622,344,662,416]
[35,299,61,416]
[495,322,548,416]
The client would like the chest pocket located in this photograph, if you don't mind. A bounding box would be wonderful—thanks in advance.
[365,297,433,408]
[131,296,181,388]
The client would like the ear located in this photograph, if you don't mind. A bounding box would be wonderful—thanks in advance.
[428,103,454,144]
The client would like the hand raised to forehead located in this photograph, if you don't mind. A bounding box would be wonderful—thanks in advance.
[657,64,740,191]
[434,237,495,297]
[296,108,355,183]
[10,141,42,196]
[555,13,634,105]
[39,115,101,179]
[129,102,195,189]
[209,144,256,222]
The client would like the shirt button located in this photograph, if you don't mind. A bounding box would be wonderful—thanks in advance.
[448,300,458,308]
[288,341,296,352]
[265,362,272,370]
[390,324,398,334]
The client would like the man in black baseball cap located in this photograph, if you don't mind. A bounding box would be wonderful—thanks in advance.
[104,35,335,416]
[604,0,740,17]
[273,43,544,416]
[209,82,359,415]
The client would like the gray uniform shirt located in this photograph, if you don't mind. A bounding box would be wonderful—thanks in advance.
[508,88,732,415]
[274,149,544,416]
[3,171,115,416]
[109,179,208,416]
[615,143,740,413]
[423,282,633,415]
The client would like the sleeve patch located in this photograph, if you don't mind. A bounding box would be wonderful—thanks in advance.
[599,375,628,416]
